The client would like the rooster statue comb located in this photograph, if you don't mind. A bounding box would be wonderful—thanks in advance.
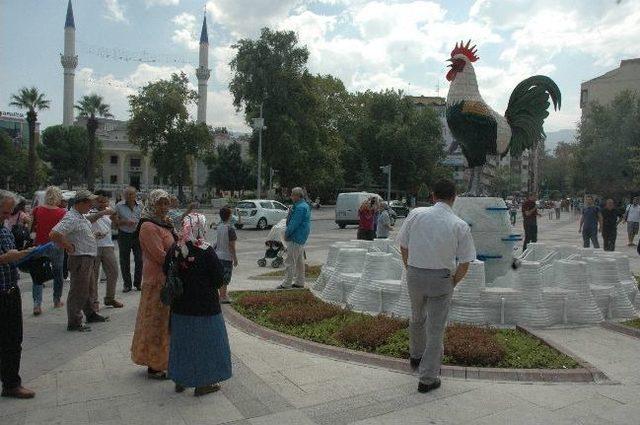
[445,39,561,196]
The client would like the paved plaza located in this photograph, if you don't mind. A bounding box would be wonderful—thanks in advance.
[2,208,640,425]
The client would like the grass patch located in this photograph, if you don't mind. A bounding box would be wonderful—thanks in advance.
[259,264,323,279]
[622,318,640,329]
[231,290,580,369]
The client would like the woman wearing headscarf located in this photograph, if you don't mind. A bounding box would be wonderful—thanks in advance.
[166,212,232,396]
[131,189,177,379]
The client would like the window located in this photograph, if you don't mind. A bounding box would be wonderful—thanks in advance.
[273,202,288,211]
[260,202,273,209]
[580,89,588,108]
[109,175,117,184]
[110,155,118,164]
[236,202,257,209]
[130,158,141,168]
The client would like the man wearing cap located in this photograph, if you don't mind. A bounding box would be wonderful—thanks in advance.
[50,190,112,332]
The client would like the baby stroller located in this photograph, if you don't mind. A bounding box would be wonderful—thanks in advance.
[257,219,286,268]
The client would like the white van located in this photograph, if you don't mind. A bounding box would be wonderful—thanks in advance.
[335,192,380,229]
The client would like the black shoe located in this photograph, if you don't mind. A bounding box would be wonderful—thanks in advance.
[292,284,305,289]
[67,324,92,332]
[418,379,441,393]
[276,284,292,290]
[175,384,186,393]
[409,357,422,370]
[134,285,141,291]
[87,313,109,323]
[123,287,132,293]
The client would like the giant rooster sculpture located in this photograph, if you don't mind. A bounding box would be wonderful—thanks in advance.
[445,40,561,196]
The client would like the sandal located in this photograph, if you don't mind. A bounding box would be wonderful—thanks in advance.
[194,384,220,397]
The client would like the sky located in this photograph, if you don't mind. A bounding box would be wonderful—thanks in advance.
[1,0,639,134]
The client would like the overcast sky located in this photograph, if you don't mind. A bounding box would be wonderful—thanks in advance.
[2,0,638,133]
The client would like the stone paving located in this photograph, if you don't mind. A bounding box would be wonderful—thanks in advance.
[2,209,640,424]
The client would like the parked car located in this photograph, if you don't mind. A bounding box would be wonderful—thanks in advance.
[389,200,410,217]
[235,199,289,230]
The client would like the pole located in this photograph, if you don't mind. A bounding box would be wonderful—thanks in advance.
[257,103,263,199]
[387,165,391,202]
[269,167,273,193]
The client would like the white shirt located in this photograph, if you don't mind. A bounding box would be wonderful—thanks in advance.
[553,201,561,209]
[627,204,640,223]
[91,214,114,248]
[51,208,97,256]
[396,202,476,272]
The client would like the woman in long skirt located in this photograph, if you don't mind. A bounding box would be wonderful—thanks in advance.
[166,212,232,396]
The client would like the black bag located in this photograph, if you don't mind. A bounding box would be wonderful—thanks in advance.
[161,252,184,306]
[11,224,32,250]
[19,256,54,285]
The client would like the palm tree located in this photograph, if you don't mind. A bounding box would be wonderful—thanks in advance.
[75,94,112,191]
[9,87,50,192]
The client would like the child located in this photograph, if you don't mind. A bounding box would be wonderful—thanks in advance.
[214,207,238,303]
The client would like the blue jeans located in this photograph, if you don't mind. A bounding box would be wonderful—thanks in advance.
[32,244,65,307]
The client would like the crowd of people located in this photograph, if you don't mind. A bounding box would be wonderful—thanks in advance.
[0,186,242,399]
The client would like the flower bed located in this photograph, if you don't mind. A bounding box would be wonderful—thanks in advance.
[232,290,580,369]
[623,318,640,329]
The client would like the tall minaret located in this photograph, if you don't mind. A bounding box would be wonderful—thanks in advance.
[196,14,210,124]
[61,0,77,126]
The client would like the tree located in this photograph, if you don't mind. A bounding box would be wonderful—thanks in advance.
[0,130,29,191]
[75,94,112,190]
[491,165,521,198]
[9,87,50,192]
[128,73,212,199]
[205,142,253,192]
[39,125,94,190]
[576,91,640,198]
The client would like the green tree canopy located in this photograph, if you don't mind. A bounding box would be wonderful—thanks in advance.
[206,142,253,192]
[128,72,212,198]
[576,91,640,198]
[0,130,29,191]
[39,125,94,190]
[75,94,112,190]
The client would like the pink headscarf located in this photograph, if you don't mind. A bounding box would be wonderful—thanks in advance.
[178,212,210,256]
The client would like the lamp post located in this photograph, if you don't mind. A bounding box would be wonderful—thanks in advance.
[380,164,391,201]
[252,103,266,199]
[269,167,278,193]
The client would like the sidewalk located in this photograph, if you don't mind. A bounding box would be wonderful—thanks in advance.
[3,211,640,424]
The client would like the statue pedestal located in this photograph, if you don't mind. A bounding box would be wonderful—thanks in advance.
[453,197,520,285]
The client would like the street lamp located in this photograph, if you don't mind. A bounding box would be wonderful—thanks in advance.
[252,103,266,199]
[380,164,391,201]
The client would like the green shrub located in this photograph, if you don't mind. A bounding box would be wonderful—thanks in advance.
[495,329,579,369]
[623,318,640,329]
[444,324,506,367]
[333,315,408,351]
[268,303,343,325]
[376,328,410,358]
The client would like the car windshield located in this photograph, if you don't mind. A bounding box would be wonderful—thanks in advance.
[237,202,256,209]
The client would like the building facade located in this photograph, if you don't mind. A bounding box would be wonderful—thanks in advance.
[0,111,39,149]
[581,58,640,114]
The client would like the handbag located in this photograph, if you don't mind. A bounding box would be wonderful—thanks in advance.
[11,224,32,250]
[161,251,184,306]
[19,256,54,285]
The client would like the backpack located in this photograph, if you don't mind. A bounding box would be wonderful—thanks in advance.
[160,246,184,306]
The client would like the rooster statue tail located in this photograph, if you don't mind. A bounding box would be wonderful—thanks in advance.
[505,76,562,158]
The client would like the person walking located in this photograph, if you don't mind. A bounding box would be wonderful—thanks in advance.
[0,190,35,399]
[397,179,476,393]
[554,199,562,220]
[131,189,177,379]
[214,207,237,304]
[522,193,540,251]
[50,190,111,332]
[276,187,311,290]
[579,195,600,249]
[115,187,143,292]
[509,201,518,226]
[91,191,123,310]
[167,213,232,396]
[376,202,392,239]
[357,198,376,241]
[600,199,623,252]
[623,197,640,247]
[30,186,67,314]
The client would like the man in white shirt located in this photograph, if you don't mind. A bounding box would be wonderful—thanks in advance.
[624,197,640,246]
[91,191,123,310]
[397,179,476,393]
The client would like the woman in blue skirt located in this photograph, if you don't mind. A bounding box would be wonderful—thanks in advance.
[165,212,232,396]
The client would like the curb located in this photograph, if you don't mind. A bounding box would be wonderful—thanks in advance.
[600,321,640,339]
[223,304,608,383]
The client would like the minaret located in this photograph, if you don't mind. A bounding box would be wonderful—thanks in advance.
[61,0,77,126]
[196,15,210,124]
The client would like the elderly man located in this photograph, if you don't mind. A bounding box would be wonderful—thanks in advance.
[0,190,35,399]
[376,202,392,239]
[277,187,311,290]
[397,179,476,393]
[115,187,143,292]
[50,190,112,332]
